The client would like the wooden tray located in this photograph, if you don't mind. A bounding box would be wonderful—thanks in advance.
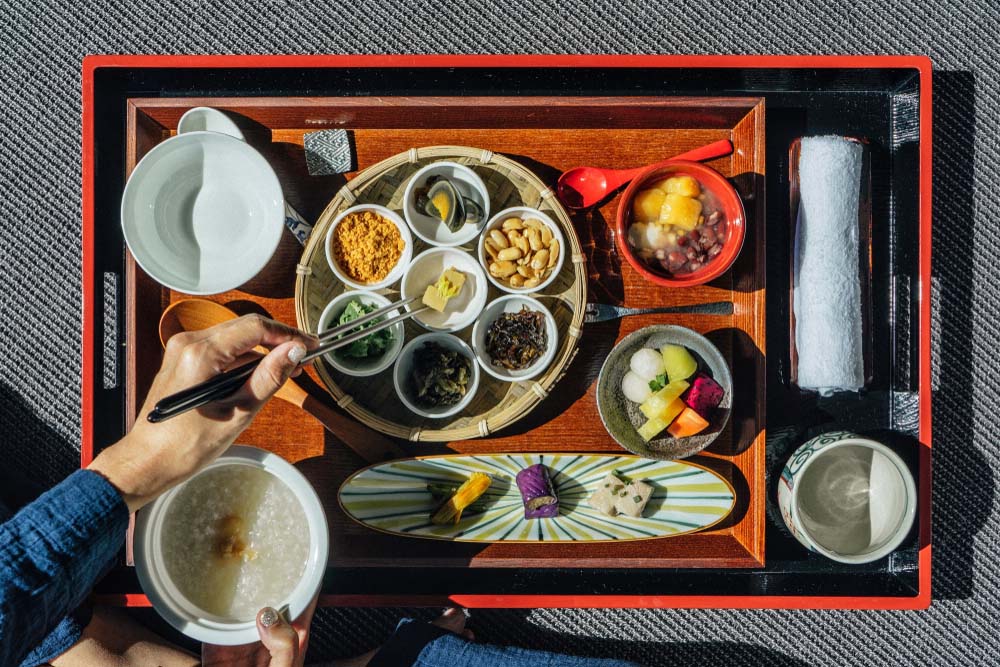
[295,146,587,441]
[124,95,766,569]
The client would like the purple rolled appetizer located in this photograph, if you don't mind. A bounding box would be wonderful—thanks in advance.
[515,464,559,519]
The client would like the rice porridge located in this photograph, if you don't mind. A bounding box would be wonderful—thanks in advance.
[160,464,310,620]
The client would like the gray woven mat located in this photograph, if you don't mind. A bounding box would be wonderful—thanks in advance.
[0,1,997,665]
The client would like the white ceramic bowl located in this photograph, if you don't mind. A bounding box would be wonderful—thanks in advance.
[402,161,490,247]
[471,295,558,382]
[324,204,413,290]
[134,446,329,646]
[477,207,566,294]
[393,333,480,419]
[121,132,285,295]
[400,247,488,333]
[318,290,405,376]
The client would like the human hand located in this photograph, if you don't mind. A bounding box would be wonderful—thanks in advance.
[202,600,317,667]
[89,314,317,511]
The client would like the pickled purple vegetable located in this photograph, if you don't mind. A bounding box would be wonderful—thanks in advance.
[515,464,559,519]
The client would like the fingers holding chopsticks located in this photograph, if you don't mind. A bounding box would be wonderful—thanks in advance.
[200,314,318,370]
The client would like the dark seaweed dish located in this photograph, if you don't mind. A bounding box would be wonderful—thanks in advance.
[485,306,547,370]
[410,342,472,407]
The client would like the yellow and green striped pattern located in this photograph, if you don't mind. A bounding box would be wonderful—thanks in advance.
[338,453,735,542]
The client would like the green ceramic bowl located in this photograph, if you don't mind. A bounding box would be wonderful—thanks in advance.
[596,325,732,460]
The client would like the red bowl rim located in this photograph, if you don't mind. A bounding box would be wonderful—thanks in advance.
[615,160,746,288]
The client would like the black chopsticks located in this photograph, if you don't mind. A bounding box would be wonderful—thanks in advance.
[148,296,422,423]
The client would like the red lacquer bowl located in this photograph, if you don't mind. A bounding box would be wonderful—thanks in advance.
[616,160,746,288]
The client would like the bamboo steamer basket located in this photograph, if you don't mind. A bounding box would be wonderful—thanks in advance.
[294,146,586,441]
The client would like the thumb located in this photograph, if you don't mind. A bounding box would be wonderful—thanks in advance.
[257,607,299,667]
[239,341,307,407]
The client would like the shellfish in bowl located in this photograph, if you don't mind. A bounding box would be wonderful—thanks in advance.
[414,175,485,232]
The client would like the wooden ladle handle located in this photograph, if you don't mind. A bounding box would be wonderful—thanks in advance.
[276,380,406,463]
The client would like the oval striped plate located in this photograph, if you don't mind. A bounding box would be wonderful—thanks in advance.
[338,453,735,542]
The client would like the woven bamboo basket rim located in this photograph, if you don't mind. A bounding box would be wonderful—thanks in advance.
[294,145,587,442]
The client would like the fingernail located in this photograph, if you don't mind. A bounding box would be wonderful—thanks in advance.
[260,607,280,628]
[287,343,306,365]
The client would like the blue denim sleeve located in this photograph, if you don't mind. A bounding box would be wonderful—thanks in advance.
[0,469,129,667]
[384,619,643,667]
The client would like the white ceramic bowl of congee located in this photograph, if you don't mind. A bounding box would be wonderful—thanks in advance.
[134,445,328,645]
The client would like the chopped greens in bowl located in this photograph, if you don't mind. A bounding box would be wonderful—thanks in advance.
[317,291,405,377]
[334,299,393,359]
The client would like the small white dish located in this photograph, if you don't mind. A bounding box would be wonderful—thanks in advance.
[134,445,328,646]
[121,125,285,295]
[325,204,413,290]
[471,295,558,382]
[317,290,405,377]
[477,207,565,294]
[393,333,480,419]
[400,247,488,333]
[402,161,490,247]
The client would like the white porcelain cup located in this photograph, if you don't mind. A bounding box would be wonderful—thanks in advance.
[777,431,916,564]
[121,107,285,294]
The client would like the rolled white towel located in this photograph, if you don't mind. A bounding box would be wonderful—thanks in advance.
[793,136,864,394]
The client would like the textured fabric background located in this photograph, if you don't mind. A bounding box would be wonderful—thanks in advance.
[0,1,996,665]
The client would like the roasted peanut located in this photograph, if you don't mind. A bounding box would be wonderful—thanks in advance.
[490,230,509,249]
[497,247,522,261]
[523,277,540,289]
[509,273,525,288]
[502,217,524,231]
[517,265,531,278]
[484,239,500,261]
[540,226,553,245]
[524,218,543,230]
[548,239,560,268]
[515,236,529,254]
[489,260,517,278]
[527,228,543,251]
[531,249,549,271]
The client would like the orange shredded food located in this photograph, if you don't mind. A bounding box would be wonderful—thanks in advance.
[332,211,405,283]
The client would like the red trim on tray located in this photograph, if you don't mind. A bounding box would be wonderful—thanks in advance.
[94,592,927,611]
[80,58,96,469]
[81,54,932,70]
[917,57,933,610]
[80,54,934,611]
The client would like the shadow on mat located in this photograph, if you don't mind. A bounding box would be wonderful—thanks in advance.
[931,70,993,601]
[0,382,78,501]
[299,607,809,666]
[468,610,810,667]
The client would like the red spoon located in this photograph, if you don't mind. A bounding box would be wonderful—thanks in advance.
[556,138,735,210]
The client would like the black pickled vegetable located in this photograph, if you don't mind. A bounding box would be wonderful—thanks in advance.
[485,307,548,370]
[410,342,472,407]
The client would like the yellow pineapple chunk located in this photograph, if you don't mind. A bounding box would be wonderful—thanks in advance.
[637,416,670,442]
[632,188,666,223]
[652,175,702,198]
[639,379,690,419]
[658,194,703,230]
